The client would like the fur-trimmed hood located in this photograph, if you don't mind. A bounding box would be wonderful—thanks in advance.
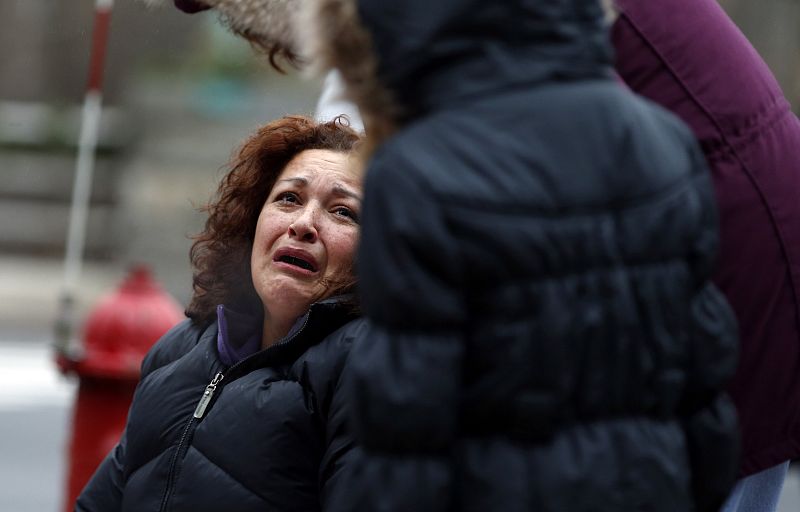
[299,0,615,150]
[141,0,304,58]
[143,0,615,153]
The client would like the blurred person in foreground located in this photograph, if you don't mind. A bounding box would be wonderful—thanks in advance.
[75,115,366,511]
[156,0,740,510]
[611,1,800,510]
[304,0,738,509]
[309,0,800,508]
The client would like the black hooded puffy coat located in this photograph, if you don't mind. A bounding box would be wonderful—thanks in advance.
[75,300,365,512]
[314,0,740,510]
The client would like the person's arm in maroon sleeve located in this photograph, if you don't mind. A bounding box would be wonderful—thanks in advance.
[611,0,793,145]
[612,0,800,500]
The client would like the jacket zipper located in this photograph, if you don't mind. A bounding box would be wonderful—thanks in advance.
[158,311,314,511]
[193,372,224,419]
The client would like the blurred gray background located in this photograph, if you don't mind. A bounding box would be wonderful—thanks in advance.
[0,0,322,334]
[0,2,322,510]
[0,0,798,511]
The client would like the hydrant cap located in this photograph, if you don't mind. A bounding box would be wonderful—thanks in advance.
[78,264,184,379]
[121,265,160,293]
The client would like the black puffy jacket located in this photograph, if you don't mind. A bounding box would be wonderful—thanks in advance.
[75,299,365,512]
[309,0,741,510]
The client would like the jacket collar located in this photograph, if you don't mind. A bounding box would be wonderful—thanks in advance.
[215,294,358,366]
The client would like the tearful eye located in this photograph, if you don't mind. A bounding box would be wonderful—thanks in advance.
[333,207,359,222]
[276,192,300,204]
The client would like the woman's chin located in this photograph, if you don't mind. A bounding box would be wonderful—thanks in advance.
[259,279,319,314]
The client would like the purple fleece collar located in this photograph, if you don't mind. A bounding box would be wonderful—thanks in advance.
[215,295,354,366]
[216,304,261,366]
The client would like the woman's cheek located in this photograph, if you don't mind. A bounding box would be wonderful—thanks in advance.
[329,230,358,268]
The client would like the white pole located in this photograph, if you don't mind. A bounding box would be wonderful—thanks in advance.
[63,91,103,296]
[55,0,115,356]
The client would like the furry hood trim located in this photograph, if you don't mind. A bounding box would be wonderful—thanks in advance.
[297,0,399,157]
[140,0,304,59]
[296,0,616,156]
[141,0,617,157]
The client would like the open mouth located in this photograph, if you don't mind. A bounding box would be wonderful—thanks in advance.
[273,248,319,273]
[278,255,316,272]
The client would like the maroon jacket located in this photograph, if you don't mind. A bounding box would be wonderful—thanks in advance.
[612,0,800,476]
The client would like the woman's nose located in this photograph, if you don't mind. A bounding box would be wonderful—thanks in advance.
[287,207,319,242]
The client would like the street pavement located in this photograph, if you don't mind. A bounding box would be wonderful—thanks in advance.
[0,340,75,512]
[1,337,799,511]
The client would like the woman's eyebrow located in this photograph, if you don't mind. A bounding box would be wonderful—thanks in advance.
[279,177,309,186]
[332,184,362,202]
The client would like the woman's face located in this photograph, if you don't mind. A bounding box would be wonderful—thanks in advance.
[251,149,361,318]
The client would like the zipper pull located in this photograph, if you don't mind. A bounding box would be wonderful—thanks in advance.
[193,372,224,419]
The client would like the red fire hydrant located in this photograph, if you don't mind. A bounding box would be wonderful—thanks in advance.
[56,265,183,512]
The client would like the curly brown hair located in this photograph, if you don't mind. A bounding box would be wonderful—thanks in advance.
[187,115,362,325]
